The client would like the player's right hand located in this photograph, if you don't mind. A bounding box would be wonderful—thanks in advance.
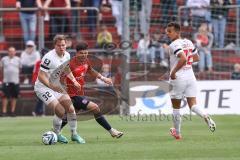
[170,72,176,80]
[73,81,81,90]
[102,77,113,86]
[49,84,64,93]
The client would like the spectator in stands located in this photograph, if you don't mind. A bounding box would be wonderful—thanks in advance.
[83,0,102,34]
[101,0,112,13]
[231,63,240,80]
[136,33,151,63]
[139,0,152,35]
[96,64,114,92]
[237,0,240,46]
[194,23,213,72]
[31,48,48,116]
[186,0,211,31]
[97,25,113,48]
[96,64,112,85]
[66,35,76,57]
[182,0,190,27]
[66,34,74,49]
[43,0,71,38]
[0,47,21,117]
[20,40,41,84]
[211,0,232,48]
[149,31,168,67]
[160,0,178,26]
[71,0,82,38]
[110,0,123,36]
[16,0,42,43]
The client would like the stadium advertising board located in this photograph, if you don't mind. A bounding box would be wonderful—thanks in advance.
[130,80,240,115]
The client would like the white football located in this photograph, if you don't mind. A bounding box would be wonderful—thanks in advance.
[42,131,58,145]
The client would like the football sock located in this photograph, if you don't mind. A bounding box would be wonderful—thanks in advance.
[94,113,112,131]
[173,109,181,135]
[67,112,78,135]
[53,115,63,135]
[191,105,206,118]
[61,113,68,129]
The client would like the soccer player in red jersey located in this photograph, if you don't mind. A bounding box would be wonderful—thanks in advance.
[61,42,123,140]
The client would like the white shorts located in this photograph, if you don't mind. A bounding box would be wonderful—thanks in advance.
[34,82,66,105]
[169,79,197,99]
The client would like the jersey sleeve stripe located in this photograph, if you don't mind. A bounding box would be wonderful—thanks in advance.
[40,64,50,70]
[192,47,197,53]
[174,48,182,55]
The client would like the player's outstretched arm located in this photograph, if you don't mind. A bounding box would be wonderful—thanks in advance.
[88,67,99,79]
[98,75,113,85]
[88,67,113,85]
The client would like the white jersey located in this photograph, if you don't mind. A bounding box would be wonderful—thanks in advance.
[35,49,70,87]
[169,38,197,80]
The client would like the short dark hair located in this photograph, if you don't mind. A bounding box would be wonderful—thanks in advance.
[76,41,88,52]
[53,34,66,45]
[167,22,181,32]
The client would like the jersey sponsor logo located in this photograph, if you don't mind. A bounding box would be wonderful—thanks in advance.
[182,43,191,48]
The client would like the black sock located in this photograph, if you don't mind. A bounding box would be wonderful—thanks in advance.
[94,113,112,131]
[61,114,68,129]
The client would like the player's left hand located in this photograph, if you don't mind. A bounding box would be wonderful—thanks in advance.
[73,81,81,89]
[170,72,176,80]
[103,77,113,86]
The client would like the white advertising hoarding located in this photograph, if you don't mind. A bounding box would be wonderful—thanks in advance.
[130,80,240,115]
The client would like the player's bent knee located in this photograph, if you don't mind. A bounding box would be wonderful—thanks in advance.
[93,105,100,113]
[59,95,75,113]
[68,105,76,113]
[88,102,100,113]
[186,97,197,108]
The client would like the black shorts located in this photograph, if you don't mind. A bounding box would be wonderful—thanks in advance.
[22,66,34,75]
[2,83,20,98]
[71,96,90,111]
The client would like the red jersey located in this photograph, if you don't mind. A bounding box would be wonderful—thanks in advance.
[49,0,69,15]
[66,57,92,97]
[32,60,41,84]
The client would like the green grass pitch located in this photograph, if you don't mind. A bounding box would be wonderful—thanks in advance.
[0,115,239,160]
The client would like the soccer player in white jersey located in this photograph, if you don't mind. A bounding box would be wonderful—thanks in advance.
[34,35,85,144]
[166,22,216,140]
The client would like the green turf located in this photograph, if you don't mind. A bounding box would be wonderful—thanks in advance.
[0,115,239,160]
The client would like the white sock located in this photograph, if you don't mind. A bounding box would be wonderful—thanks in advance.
[109,128,114,134]
[172,109,181,135]
[67,112,78,135]
[53,115,62,135]
[191,105,206,118]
